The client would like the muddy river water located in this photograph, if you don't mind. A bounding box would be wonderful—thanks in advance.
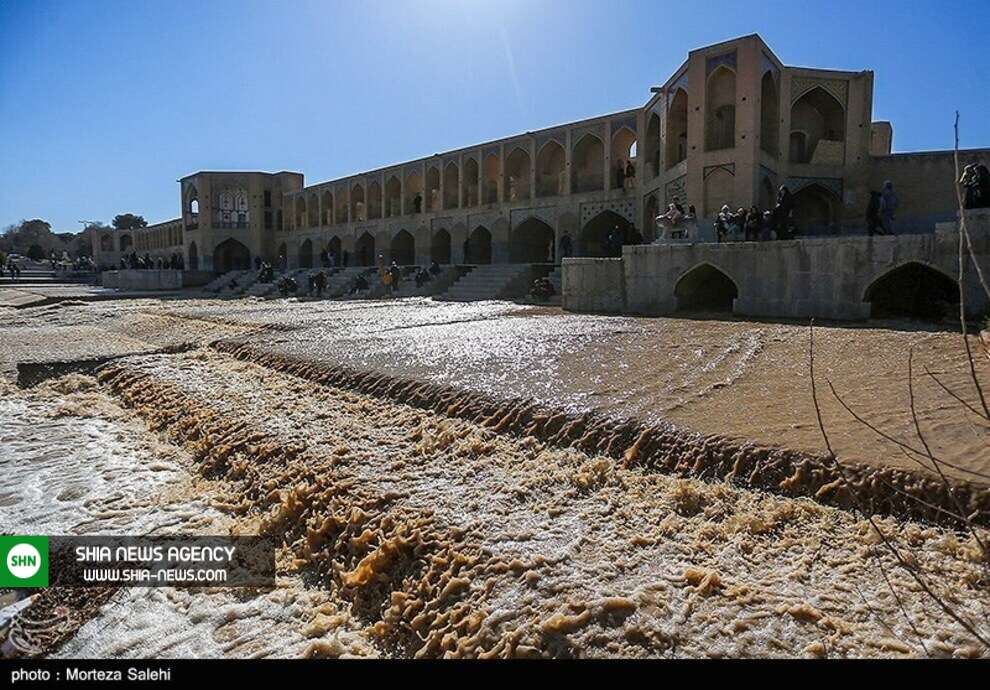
[0,296,988,658]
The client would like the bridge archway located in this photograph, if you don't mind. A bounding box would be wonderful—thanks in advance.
[581,210,631,257]
[790,86,845,164]
[536,141,566,198]
[792,183,839,235]
[863,262,959,319]
[510,218,554,263]
[187,241,199,270]
[356,232,375,266]
[327,236,342,263]
[466,226,492,264]
[674,263,738,312]
[572,134,604,193]
[504,147,531,202]
[431,229,451,265]
[391,230,415,265]
[299,238,313,268]
[214,238,251,272]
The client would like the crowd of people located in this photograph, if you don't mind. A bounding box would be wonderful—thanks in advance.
[116,251,184,271]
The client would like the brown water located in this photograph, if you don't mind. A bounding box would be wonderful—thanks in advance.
[1,296,988,658]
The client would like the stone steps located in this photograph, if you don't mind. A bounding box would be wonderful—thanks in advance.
[437,264,533,301]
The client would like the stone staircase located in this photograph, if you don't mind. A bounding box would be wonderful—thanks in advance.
[203,270,248,294]
[327,267,377,298]
[436,264,535,302]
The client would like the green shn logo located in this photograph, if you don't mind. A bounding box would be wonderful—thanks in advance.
[0,536,49,588]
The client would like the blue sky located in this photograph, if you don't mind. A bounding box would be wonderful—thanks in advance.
[1,0,988,233]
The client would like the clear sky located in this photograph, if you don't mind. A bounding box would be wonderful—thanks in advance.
[1,0,988,233]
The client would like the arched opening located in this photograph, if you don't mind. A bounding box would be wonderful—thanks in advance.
[536,141,566,198]
[295,197,306,230]
[355,232,375,266]
[572,134,604,193]
[645,113,661,178]
[426,166,441,212]
[308,193,319,228]
[277,242,288,264]
[187,241,199,270]
[703,167,734,217]
[214,238,251,273]
[391,230,415,265]
[643,195,659,242]
[580,210,631,257]
[706,66,736,151]
[466,226,492,264]
[120,234,133,252]
[789,87,845,164]
[351,184,365,222]
[321,190,334,225]
[864,263,960,320]
[431,229,452,265]
[792,183,839,235]
[327,236,342,262]
[100,234,113,252]
[611,126,637,190]
[509,218,554,263]
[483,153,500,204]
[666,88,688,169]
[385,176,401,218]
[299,238,313,268]
[368,181,383,219]
[336,189,349,224]
[405,172,423,214]
[443,162,459,210]
[675,264,738,312]
[462,158,479,207]
[187,188,199,214]
[504,147,531,202]
[759,177,775,213]
[760,71,780,156]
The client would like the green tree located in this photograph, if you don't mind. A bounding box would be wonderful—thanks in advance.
[112,213,148,230]
[27,243,46,260]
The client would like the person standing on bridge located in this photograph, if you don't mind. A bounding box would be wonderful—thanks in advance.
[879,180,898,235]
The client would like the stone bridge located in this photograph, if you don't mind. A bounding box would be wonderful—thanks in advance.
[562,210,990,321]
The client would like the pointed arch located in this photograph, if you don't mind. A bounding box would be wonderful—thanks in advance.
[863,262,959,319]
[792,183,840,235]
[760,71,780,156]
[351,183,365,222]
[295,196,306,230]
[610,126,638,189]
[299,238,313,269]
[405,171,423,214]
[336,188,349,224]
[504,147,531,202]
[666,88,689,168]
[321,190,334,226]
[759,176,775,212]
[466,226,492,264]
[355,232,375,266]
[674,263,738,312]
[536,140,566,198]
[645,113,661,178]
[580,210,631,257]
[431,229,452,265]
[510,218,554,263]
[643,194,659,242]
[214,238,251,273]
[385,175,402,218]
[391,230,415,265]
[572,133,605,193]
[706,66,736,151]
[483,153,500,204]
[462,158,479,207]
[187,241,199,271]
[308,193,319,227]
[790,86,845,164]
[367,180,383,219]
[327,236,342,262]
[425,166,441,212]
[703,167,735,217]
[443,162,459,210]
